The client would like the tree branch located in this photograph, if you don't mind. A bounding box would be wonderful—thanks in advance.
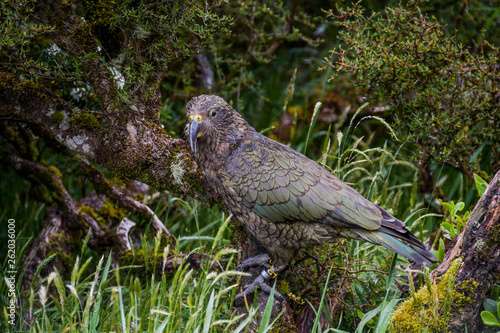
[77,155,175,244]
[5,154,103,236]
[0,72,216,204]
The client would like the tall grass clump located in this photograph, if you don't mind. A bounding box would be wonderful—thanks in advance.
[7,235,255,332]
[281,100,450,332]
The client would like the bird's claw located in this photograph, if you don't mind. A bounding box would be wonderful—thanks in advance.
[236,253,271,271]
[234,273,286,303]
[235,255,287,303]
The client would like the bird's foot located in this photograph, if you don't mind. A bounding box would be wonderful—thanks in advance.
[236,253,271,271]
[235,269,286,303]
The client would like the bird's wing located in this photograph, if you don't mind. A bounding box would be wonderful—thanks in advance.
[225,136,384,230]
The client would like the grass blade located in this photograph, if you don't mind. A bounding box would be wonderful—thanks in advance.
[312,264,334,333]
[355,306,381,333]
[202,290,215,333]
[258,281,277,333]
[89,252,113,332]
[304,102,322,155]
[375,297,400,333]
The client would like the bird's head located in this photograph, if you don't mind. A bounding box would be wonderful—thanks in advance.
[185,95,247,156]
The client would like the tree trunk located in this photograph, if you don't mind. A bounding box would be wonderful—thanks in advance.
[439,170,500,332]
[390,170,500,332]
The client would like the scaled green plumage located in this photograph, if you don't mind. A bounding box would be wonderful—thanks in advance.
[186,95,437,273]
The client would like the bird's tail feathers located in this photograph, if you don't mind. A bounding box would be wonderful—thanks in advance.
[352,229,437,266]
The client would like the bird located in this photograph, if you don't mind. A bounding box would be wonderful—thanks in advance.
[185,95,437,300]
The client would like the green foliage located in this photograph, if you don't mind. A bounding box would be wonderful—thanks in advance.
[164,1,321,96]
[423,0,500,50]
[1,234,263,332]
[482,285,500,330]
[161,0,326,137]
[326,3,500,175]
[355,256,400,333]
[474,173,489,197]
[2,1,498,332]
[439,199,469,239]
[91,1,232,89]
[0,0,232,108]
[0,1,54,61]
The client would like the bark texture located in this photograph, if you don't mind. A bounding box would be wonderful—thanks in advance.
[436,170,500,332]
[389,171,500,332]
[0,72,213,203]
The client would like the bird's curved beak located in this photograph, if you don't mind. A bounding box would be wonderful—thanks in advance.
[189,119,201,156]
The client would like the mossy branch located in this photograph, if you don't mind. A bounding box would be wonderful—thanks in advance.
[76,155,176,244]
[5,154,103,236]
[0,71,215,203]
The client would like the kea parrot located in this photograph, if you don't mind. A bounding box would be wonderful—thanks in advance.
[185,95,437,300]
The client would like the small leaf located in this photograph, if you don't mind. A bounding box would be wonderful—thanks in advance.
[258,281,277,333]
[202,290,215,333]
[375,297,401,333]
[439,199,453,215]
[441,222,453,234]
[453,202,465,215]
[474,174,489,197]
[456,216,465,232]
[356,309,365,320]
[356,306,381,333]
[441,222,456,238]
[481,311,500,327]
[436,238,445,262]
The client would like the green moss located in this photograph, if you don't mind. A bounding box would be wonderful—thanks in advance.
[81,0,114,24]
[229,219,248,245]
[277,280,290,295]
[268,311,299,333]
[48,165,63,180]
[389,258,476,333]
[483,217,500,261]
[134,193,145,201]
[70,113,100,130]
[52,111,64,124]
[78,201,129,229]
[452,278,479,310]
[3,128,28,155]
[277,280,306,305]
[46,232,80,271]
[37,165,66,203]
[98,201,127,221]
[0,72,53,105]
[79,205,106,228]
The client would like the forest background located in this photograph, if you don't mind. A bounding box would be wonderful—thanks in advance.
[0,0,499,332]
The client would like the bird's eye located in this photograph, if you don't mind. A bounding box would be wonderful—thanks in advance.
[210,110,217,118]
